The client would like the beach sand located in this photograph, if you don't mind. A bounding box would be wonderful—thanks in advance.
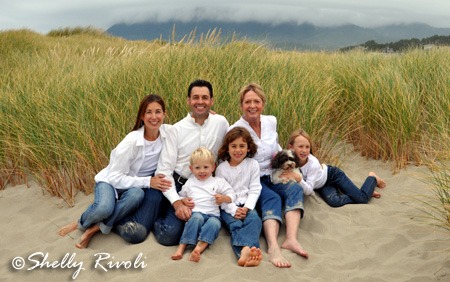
[1,152,449,281]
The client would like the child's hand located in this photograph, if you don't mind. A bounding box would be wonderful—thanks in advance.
[280,171,302,182]
[214,194,231,205]
[181,197,195,209]
[234,207,248,220]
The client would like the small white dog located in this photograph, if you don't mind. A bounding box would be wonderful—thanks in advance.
[270,149,302,184]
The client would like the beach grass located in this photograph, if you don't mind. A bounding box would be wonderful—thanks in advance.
[0,28,449,221]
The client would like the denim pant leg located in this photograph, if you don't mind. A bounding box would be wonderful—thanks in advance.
[154,179,186,246]
[322,166,375,207]
[78,182,115,231]
[360,176,377,202]
[115,188,164,244]
[100,188,145,234]
[258,176,283,223]
[179,212,205,245]
[198,214,221,245]
[317,185,353,207]
[268,181,305,218]
[154,199,185,246]
[221,209,262,258]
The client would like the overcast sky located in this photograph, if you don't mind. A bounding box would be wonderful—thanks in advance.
[2,0,450,34]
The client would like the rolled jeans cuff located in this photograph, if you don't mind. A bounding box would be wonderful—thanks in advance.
[285,202,304,218]
[99,222,113,234]
[261,214,282,223]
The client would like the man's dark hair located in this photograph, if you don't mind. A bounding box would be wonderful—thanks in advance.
[187,79,213,98]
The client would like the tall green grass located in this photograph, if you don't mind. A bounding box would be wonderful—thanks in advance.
[416,160,450,232]
[0,28,449,214]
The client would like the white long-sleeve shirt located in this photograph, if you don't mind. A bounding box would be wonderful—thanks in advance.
[229,115,281,176]
[215,158,262,216]
[156,113,229,204]
[179,176,235,217]
[95,124,172,197]
[299,154,328,195]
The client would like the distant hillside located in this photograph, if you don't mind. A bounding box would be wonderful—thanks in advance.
[106,20,450,51]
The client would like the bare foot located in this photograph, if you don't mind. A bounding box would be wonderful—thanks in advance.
[75,225,100,249]
[372,191,381,198]
[369,172,386,188]
[171,244,186,260]
[238,246,263,267]
[189,250,201,262]
[281,238,309,258]
[268,247,291,268]
[171,253,183,260]
[58,222,78,236]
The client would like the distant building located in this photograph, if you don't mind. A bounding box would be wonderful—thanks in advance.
[423,44,434,51]
[382,47,394,53]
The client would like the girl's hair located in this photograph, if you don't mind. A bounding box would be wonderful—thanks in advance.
[287,128,314,155]
[132,94,166,131]
[190,147,216,165]
[217,127,258,161]
[238,82,266,105]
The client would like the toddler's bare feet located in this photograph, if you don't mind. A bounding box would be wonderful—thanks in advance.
[171,252,183,260]
[171,244,186,260]
[238,246,263,267]
[189,250,201,262]
[268,247,291,268]
[281,238,309,258]
[58,222,78,236]
[369,172,386,188]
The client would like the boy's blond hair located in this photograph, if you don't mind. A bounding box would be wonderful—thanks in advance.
[190,147,215,166]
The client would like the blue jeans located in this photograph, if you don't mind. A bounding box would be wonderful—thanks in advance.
[179,212,221,245]
[317,166,377,207]
[79,182,144,234]
[221,209,262,258]
[257,175,304,223]
[115,188,163,244]
[153,179,185,246]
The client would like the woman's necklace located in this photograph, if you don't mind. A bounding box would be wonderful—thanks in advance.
[145,136,160,151]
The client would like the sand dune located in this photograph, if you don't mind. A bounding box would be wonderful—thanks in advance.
[1,152,449,281]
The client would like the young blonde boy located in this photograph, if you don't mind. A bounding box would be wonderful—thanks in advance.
[171,147,235,262]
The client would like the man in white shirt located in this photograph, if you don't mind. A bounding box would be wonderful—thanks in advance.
[153,79,229,246]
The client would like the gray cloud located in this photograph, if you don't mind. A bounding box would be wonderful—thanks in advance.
[1,0,449,33]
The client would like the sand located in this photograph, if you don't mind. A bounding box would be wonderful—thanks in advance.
[1,152,449,282]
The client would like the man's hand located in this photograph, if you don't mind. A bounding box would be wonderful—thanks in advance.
[173,200,192,221]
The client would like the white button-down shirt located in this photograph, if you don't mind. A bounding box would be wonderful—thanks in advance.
[156,113,229,204]
[95,124,172,197]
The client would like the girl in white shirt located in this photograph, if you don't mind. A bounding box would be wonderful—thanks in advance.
[216,126,263,267]
[287,129,386,207]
